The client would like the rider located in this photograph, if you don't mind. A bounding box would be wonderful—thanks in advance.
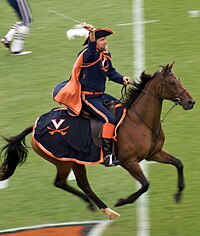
[79,23,131,166]
[54,23,131,167]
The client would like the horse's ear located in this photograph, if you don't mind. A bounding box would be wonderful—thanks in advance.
[161,64,169,73]
[169,61,175,71]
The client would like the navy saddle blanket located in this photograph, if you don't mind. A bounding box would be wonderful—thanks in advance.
[33,108,102,164]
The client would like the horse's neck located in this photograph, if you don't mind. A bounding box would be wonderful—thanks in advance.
[128,91,163,131]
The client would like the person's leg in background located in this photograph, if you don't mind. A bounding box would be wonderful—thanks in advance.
[1,0,32,54]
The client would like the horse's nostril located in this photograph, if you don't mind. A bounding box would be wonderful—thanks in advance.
[188,99,195,105]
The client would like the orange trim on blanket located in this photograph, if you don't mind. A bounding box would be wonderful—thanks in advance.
[32,126,104,165]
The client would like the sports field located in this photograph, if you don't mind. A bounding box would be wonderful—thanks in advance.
[0,0,200,235]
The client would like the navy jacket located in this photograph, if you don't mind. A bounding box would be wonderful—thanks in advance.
[79,41,124,92]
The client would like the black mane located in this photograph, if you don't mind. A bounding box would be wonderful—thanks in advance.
[123,71,156,108]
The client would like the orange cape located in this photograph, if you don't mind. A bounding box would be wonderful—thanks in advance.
[53,50,111,116]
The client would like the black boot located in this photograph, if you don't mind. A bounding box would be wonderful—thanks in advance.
[102,138,119,167]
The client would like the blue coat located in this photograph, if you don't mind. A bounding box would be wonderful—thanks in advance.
[79,41,124,92]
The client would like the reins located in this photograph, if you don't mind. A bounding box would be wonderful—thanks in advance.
[160,103,177,123]
[119,84,163,137]
[160,88,187,122]
[119,84,130,102]
[131,103,161,137]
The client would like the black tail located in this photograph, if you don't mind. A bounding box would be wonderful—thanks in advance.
[0,126,33,180]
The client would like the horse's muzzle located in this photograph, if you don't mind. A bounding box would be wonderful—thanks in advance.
[180,98,195,110]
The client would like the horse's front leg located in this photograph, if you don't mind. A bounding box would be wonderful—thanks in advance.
[115,159,149,207]
[73,164,120,219]
[149,149,185,202]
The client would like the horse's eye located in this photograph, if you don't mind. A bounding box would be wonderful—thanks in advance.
[169,80,176,85]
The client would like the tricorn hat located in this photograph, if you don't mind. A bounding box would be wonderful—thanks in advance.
[82,28,113,46]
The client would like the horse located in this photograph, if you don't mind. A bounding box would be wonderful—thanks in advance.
[0,62,195,219]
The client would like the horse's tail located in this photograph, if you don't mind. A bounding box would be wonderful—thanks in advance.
[0,126,33,180]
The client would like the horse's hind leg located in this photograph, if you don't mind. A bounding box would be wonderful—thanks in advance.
[73,163,120,219]
[115,159,149,207]
[149,149,184,202]
[31,140,95,210]
[54,162,96,211]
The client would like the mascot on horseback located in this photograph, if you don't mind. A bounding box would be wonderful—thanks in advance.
[0,22,195,220]
[53,22,131,166]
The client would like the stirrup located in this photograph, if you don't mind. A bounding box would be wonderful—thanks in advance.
[103,154,119,167]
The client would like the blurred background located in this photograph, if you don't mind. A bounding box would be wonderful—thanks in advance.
[0,0,199,235]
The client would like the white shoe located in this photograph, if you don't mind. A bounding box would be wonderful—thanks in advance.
[10,51,32,55]
[1,38,10,50]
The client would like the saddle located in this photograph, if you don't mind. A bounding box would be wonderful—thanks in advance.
[80,100,118,148]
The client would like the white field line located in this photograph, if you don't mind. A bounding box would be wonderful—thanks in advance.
[116,20,158,26]
[133,1,150,236]
[188,10,200,17]
[137,161,150,236]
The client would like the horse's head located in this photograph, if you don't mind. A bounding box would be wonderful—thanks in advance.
[156,61,195,110]
[124,62,195,110]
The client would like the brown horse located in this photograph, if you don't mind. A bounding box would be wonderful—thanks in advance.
[0,62,195,219]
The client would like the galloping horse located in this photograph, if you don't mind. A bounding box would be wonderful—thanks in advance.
[0,62,195,219]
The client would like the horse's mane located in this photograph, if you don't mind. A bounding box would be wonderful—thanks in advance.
[123,63,175,108]
[123,71,156,108]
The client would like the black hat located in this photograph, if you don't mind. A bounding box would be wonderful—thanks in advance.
[82,28,113,46]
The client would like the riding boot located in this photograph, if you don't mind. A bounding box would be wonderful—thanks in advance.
[102,138,119,167]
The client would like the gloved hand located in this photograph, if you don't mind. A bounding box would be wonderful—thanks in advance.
[123,76,132,85]
[82,22,94,32]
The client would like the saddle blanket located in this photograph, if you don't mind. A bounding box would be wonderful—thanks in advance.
[33,108,103,165]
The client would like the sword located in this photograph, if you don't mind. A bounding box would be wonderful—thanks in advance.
[49,9,83,25]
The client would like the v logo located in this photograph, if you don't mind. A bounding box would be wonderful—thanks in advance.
[47,119,69,136]
[51,119,65,129]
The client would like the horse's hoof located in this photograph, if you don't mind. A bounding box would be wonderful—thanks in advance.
[115,198,126,207]
[101,208,120,219]
[87,204,97,212]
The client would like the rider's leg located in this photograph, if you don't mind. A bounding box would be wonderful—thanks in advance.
[101,123,119,167]
[82,94,119,167]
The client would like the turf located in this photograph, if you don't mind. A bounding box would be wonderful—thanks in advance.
[0,0,199,235]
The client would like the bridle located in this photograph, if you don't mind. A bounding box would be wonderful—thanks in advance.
[136,73,187,104]
[120,72,188,135]
[159,73,187,104]
[120,72,187,104]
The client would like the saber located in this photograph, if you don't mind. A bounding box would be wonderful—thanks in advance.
[49,9,82,24]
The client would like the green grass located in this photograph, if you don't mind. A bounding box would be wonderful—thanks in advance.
[0,0,200,235]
